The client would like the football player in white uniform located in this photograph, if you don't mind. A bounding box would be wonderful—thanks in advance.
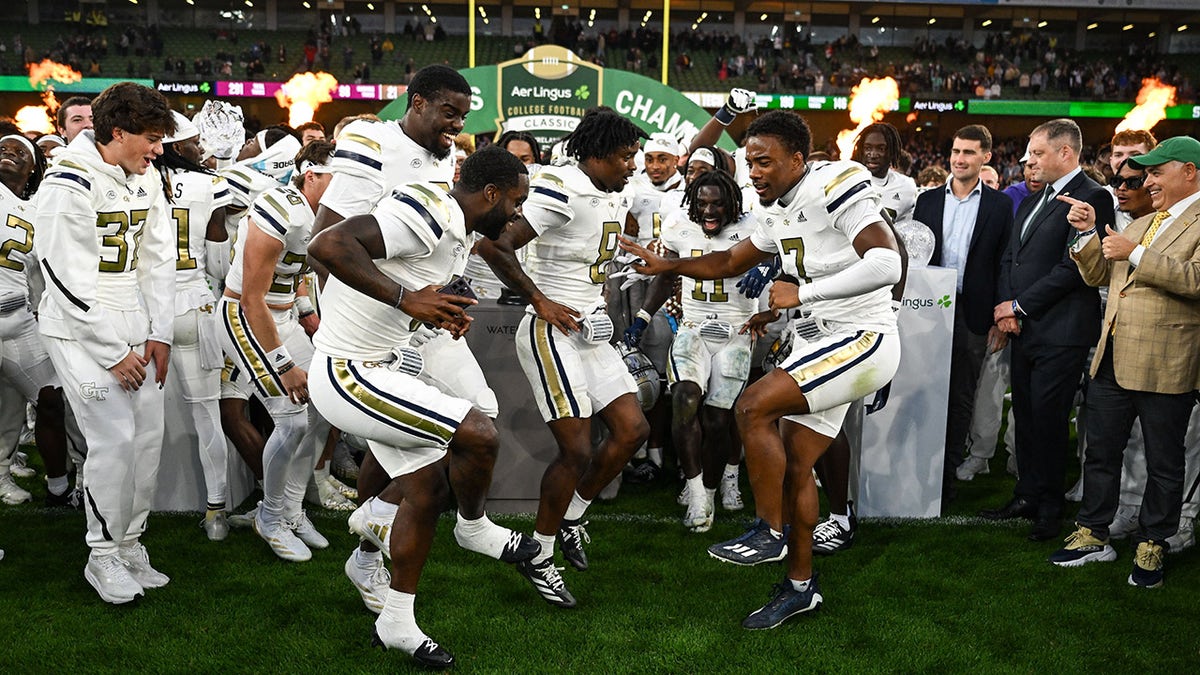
[310,65,497,612]
[308,146,538,669]
[624,169,759,533]
[36,83,178,604]
[853,122,917,225]
[621,110,902,628]
[218,141,335,562]
[478,108,650,608]
[154,111,234,540]
[0,135,72,507]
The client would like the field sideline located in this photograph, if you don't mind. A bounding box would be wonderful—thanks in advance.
[1,461,1198,673]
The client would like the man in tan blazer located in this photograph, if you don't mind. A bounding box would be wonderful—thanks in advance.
[1049,135,1200,588]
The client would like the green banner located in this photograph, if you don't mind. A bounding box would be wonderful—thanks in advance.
[378,46,734,150]
[0,75,155,93]
[969,98,1200,119]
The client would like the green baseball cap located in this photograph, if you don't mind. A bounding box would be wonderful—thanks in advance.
[1128,135,1200,169]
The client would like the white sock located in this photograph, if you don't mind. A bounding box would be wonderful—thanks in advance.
[647,447,663,467]
[706,487,717,501]
[685,474,704,495]
[376,589,428,655]
[831,513,851,529]
[633,442,647,460]
[564,492,591,522]
[369,496,399,519]
[789,577,811,592]
[355,548,383,568]
[532,531,556,564]
[314,464,331,481]
[454,512,510,559]
[769,528,783,539]
[47,475,68,496]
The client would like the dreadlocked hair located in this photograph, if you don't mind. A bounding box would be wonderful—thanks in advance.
[564,107,648,163]
[683,168,743,228]
[155,142,215,204]
[20,142,47,200]
[853,122,903,169]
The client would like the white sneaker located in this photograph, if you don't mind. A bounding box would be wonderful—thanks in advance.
[676,482,691,506]
[720,471,744,511]
[348,497,393,555]
[202,510,229,541]
[1065,477,1084,502]
[1109,504,1140,540]
[85,552,143,604]
[332,442,360,481]
[683,488,714,533]
[10,452,35,479]
[290,511,330,549]
[1167,516,1195,554]
[316,475,357,511]
[228,505,259,528]
[956,455,990,481]
[0,472,32,505]
[253,505,312,562]
[119,542,170,589]
[344,550,390,614]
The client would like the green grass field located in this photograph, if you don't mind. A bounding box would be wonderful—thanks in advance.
[2,456,1198,673]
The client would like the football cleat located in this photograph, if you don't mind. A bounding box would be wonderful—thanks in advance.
[227,505,259,528]
[1166,516,1194,554]
[344,550,390,615]
[201,510,229,542]
[558,519,590,571]
[742,573,823,629]
[85,552,143,604]
[9,451,35,478]
[118,543,170,589]
[683,488,714,533]
[812,505,856,556]
[315,475,356,511]
[720,471,744,511]
[708,519,788,566]
[348,498,393,556]
[516,558,577,609]
[956,455,990,481]
[371,631,454,670]
[0,472,32,505]
[253,505,312,562]
[291,511,329,549]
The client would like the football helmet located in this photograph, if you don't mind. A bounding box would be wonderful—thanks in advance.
[619,344,661,410]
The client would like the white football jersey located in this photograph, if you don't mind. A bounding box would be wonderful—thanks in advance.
[750,160,896,333]
[0,181,37,303]
[168,170,222,304]
[872,170,917,224]
[219,163,283,213]
[313,183,470,361]
[660,211,760,326]
[320,119,454,219]
[522,164,633,314]
[628,172,684,245]
[225,185,315,306]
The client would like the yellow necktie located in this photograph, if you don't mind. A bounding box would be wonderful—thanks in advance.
[1141,211,1170,247]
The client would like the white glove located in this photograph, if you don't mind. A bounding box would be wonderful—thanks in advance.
[410,324,442,348]
[715,87,758,125]
[194,100,245,160]
[609,267,653,291]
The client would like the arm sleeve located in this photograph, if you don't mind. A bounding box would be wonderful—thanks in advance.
[138,195,177,345]
[35,179,132,367]
[796,247,903,303]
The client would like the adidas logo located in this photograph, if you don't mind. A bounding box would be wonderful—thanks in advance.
[136,187,147,197]
[893,193,901,200]
[729,233,740,241]
[795,212,808,223]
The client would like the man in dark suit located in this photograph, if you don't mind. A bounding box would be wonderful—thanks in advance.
[983,119,1116,541]
[916,124,1013,503]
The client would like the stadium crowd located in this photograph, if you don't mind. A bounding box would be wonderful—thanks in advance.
[0,70,1198,669]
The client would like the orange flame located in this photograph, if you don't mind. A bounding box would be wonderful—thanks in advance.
[1115,78,1177,133]
[275,72,339,127]
[27,59,83,88]
[835,77,900,160]
[15,106,55,134]
[41,90,60,116]
[905,112,918,125]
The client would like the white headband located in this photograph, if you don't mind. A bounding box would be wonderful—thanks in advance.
[1,134,37,157]
[37,134,66,148]
[690,148,717,167]
[298,159,334,175]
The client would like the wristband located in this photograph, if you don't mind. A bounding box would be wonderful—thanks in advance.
[296,295,315,316]
[714,105,737,126]
[276,361,295,375]
[1011,300,1022,317]
[394,286,406,310]
[266,345,293,373]
[636,309,652,324]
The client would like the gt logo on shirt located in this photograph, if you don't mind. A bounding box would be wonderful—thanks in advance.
[80,382,109,401]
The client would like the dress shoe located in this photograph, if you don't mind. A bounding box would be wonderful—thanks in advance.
[979,497,1037,521]
[1028,517,1062,542]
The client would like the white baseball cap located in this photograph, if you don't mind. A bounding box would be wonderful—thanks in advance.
[164,111,199,144]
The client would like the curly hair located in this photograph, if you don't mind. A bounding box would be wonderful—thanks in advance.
[745,110,812,157]
[563,107,648,163]
[457,145,528,193]
[91,82,175,145]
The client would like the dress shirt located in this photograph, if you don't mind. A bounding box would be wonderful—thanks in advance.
[941,177,982,293]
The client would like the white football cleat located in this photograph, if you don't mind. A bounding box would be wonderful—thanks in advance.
[0,472,32,505]
[253,505,312,562]
[348,497,393,556]
[290,511,329,549]
[344,550,390,614]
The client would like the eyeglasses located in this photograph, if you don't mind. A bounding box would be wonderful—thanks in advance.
[1108,175,1146,190]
